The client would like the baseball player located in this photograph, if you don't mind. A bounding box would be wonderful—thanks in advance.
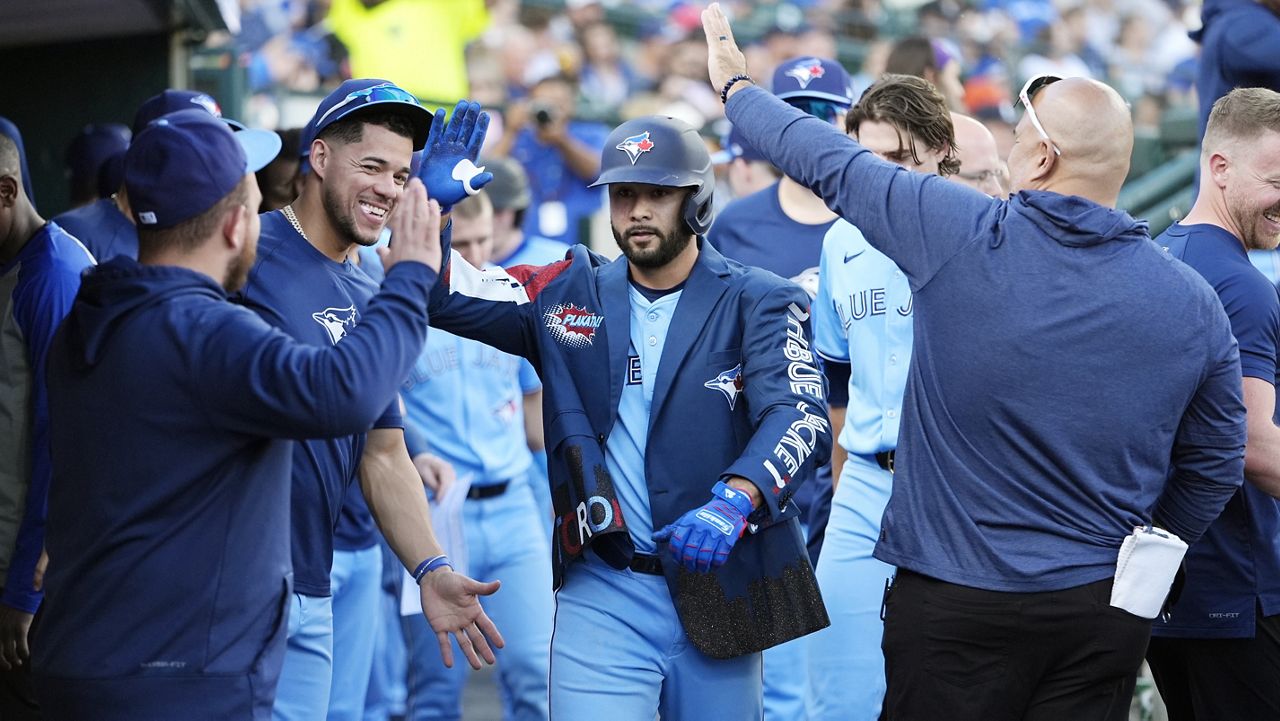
[32,109,492,721]
[398,190,553,721]
[807,74,958,721]
[0,119,94,719]
[706,55,854,721]
[1146,87,1280,721]
[426,114,832,718]
[232,80,501,720]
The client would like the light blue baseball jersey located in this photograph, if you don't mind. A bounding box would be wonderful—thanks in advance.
[605,284,683,554]
[812,220,913,455]
[401,320,540,485]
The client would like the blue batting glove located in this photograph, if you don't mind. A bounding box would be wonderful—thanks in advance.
[417,100,493,212]
[652,481,754,573]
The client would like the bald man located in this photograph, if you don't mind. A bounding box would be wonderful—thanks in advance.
[703,6,1246,721]
[949,113,1006,197]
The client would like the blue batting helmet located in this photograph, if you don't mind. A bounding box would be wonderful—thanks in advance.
[589,115,715,236]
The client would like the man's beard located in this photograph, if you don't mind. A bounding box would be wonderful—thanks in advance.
[223,241,257,293]
[612,222,693,269]
[322,182,379,248]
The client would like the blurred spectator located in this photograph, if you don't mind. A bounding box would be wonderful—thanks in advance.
[577,21,642,118]
[325,0,490,106]
[256,127,303,212]
[64,124,130,209]
[493,74,607,246]
[885,36,967,111]
[1016,18,1095,83]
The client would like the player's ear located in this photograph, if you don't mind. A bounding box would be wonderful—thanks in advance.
[310,138,330,180]
[222,203,248,252]
[1206,151,1231,190]
[1028,139,1057,183]
[0,174,18,208]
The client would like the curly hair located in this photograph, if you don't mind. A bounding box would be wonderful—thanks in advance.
[845,74,960,176]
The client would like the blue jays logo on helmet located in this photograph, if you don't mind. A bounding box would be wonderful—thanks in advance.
[616,131,655,165]
[705,363,744,410]
[784,59,826,89]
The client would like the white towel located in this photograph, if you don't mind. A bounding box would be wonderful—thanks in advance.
[1110,525,1188,619]
[400,472,473,617]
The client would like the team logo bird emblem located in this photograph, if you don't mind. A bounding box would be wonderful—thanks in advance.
[616,131,655,165]
[705,363,745,410]
[784,60,826,89]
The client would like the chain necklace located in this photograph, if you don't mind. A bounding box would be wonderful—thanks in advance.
[281,205,309,241]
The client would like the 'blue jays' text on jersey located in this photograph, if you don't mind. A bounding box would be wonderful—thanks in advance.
[813,220,913,455]
[0,222,93,614]
[708,181,835,294]
[53,198,138,262]
[401,321,541,484]
[605,285,683,554]
[234,211,402,597]
[1154,222,1280,639]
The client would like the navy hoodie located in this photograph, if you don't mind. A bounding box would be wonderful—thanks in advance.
[33,256,434,720]
[729,86,1246,592]
[1193,0,1280,142]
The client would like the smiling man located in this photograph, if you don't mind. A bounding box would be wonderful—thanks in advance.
[234,80,502,720]
[1146,86,1280,721]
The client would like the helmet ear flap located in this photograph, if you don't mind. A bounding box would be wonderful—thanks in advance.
[683,187,714,236]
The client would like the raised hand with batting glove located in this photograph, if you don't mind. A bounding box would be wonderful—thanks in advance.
[653,480,758,573]
[417,100,493,213]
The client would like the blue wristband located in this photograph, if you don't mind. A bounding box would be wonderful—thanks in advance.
[412,554,452,584]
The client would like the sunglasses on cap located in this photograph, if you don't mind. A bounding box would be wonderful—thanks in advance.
[315,83,423,128]
[1017,74,1062,156]
[788,98,850,125]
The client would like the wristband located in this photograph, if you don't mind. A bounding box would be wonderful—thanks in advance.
[412,554,452,584]
[720,74,754,104]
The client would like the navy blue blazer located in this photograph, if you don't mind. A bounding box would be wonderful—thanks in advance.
[428,238,831,658]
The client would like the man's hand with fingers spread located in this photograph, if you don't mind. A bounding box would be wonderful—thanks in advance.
[380,177,443,274]
[420,569,504,670]
[701,3,752,100]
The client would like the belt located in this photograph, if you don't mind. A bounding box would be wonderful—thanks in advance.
[628,552,664,576]
[875,450,895,474]
[467,480,510,500]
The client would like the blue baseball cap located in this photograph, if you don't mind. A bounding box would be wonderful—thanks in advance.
[300,79,434,155]
[0,116,37,206]
[66,123,132,197]
[771,56,855,106]
[132,89,247,135]
[711,124,768,165]
[125,110,281,230]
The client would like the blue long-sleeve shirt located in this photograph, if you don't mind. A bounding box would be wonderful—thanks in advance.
[34,256,433,719]
[1192,0,1280,144]
[728,85,1246,592]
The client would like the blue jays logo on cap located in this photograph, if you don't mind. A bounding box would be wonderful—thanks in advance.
[616,131,655,165]
[784,59,826,89]
[705,363,744,410]
[190,94,223,118]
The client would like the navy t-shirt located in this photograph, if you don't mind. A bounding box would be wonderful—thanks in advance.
[53,198,138,262]
[708,181,834,292]
[1155,222,1280,638]
[235,212,401,596]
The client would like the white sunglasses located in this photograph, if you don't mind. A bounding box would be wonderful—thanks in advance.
[1018,74,1063,156]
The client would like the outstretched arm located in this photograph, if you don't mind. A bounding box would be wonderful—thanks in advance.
[701,3,998,289]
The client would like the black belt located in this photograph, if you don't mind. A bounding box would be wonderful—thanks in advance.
[628,552,664,576]
[875,450,895,474]
[467,480,510,500]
